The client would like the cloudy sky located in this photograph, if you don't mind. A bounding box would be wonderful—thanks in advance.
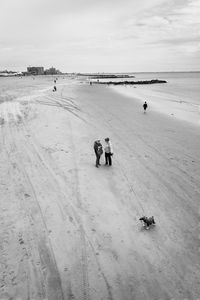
[0,0,200,72]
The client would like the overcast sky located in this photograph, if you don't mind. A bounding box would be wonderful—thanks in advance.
[0,0,200,72]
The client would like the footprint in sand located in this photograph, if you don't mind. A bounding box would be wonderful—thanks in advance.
[0,117,5,125]
[24,193,31,198]
[19,238,24,245]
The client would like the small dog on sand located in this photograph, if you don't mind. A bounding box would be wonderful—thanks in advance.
[139,216,155,229]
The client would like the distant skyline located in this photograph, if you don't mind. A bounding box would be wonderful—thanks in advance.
[1,0,200,72]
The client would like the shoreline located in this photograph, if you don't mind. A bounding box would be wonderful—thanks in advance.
[110,84,200,126]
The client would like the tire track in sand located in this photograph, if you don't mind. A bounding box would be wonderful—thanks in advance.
[0,117,64,299]
[21,92,115,299]
[13,113,91,300]
[34,91,115,299]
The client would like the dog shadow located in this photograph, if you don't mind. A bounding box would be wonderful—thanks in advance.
[139,224,157,233]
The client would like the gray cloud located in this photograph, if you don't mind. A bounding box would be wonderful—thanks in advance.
[156,36,200,45]
[0,0,200,72]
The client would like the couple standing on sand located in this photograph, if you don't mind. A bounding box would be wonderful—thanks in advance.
[94,138,113,168]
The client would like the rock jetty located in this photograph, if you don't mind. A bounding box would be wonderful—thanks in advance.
[93,79,167,85]
[90,74,135,79]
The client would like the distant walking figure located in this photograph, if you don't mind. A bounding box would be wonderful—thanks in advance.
[104,137,113,166]
[94,140,103,168]
[143,101,148,113]
[53,86,57,92]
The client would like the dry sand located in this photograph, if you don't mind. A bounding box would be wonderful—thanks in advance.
[0,77,200,300]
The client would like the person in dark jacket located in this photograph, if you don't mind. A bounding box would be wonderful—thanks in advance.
[143,101,148,113]
[94,140,103,168]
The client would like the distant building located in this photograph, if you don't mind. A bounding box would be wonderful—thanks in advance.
[25,66,62,76]
[44,67,61,75]
[45,67,56,75]
[27,66,44,75]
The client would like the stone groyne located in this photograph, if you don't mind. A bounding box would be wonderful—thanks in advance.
[93,79,167,85]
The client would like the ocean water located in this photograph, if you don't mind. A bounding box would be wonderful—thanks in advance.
[108,72,200,126]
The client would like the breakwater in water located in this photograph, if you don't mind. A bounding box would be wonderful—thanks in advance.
[93,79,167,85]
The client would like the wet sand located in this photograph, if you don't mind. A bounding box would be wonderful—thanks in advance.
[0,77,200,299]
[111,84,200,126]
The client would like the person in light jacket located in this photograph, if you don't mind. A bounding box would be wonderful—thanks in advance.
[104,137,113,166]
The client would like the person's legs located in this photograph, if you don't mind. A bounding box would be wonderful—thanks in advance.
[108,153,112,166]
[105,153,108,165]
[96,154,100,167]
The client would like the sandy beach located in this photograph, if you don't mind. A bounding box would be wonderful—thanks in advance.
[0,76,200,300]
[109,72,200,127]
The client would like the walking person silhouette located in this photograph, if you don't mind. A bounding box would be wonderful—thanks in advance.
[143,101,148,113]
